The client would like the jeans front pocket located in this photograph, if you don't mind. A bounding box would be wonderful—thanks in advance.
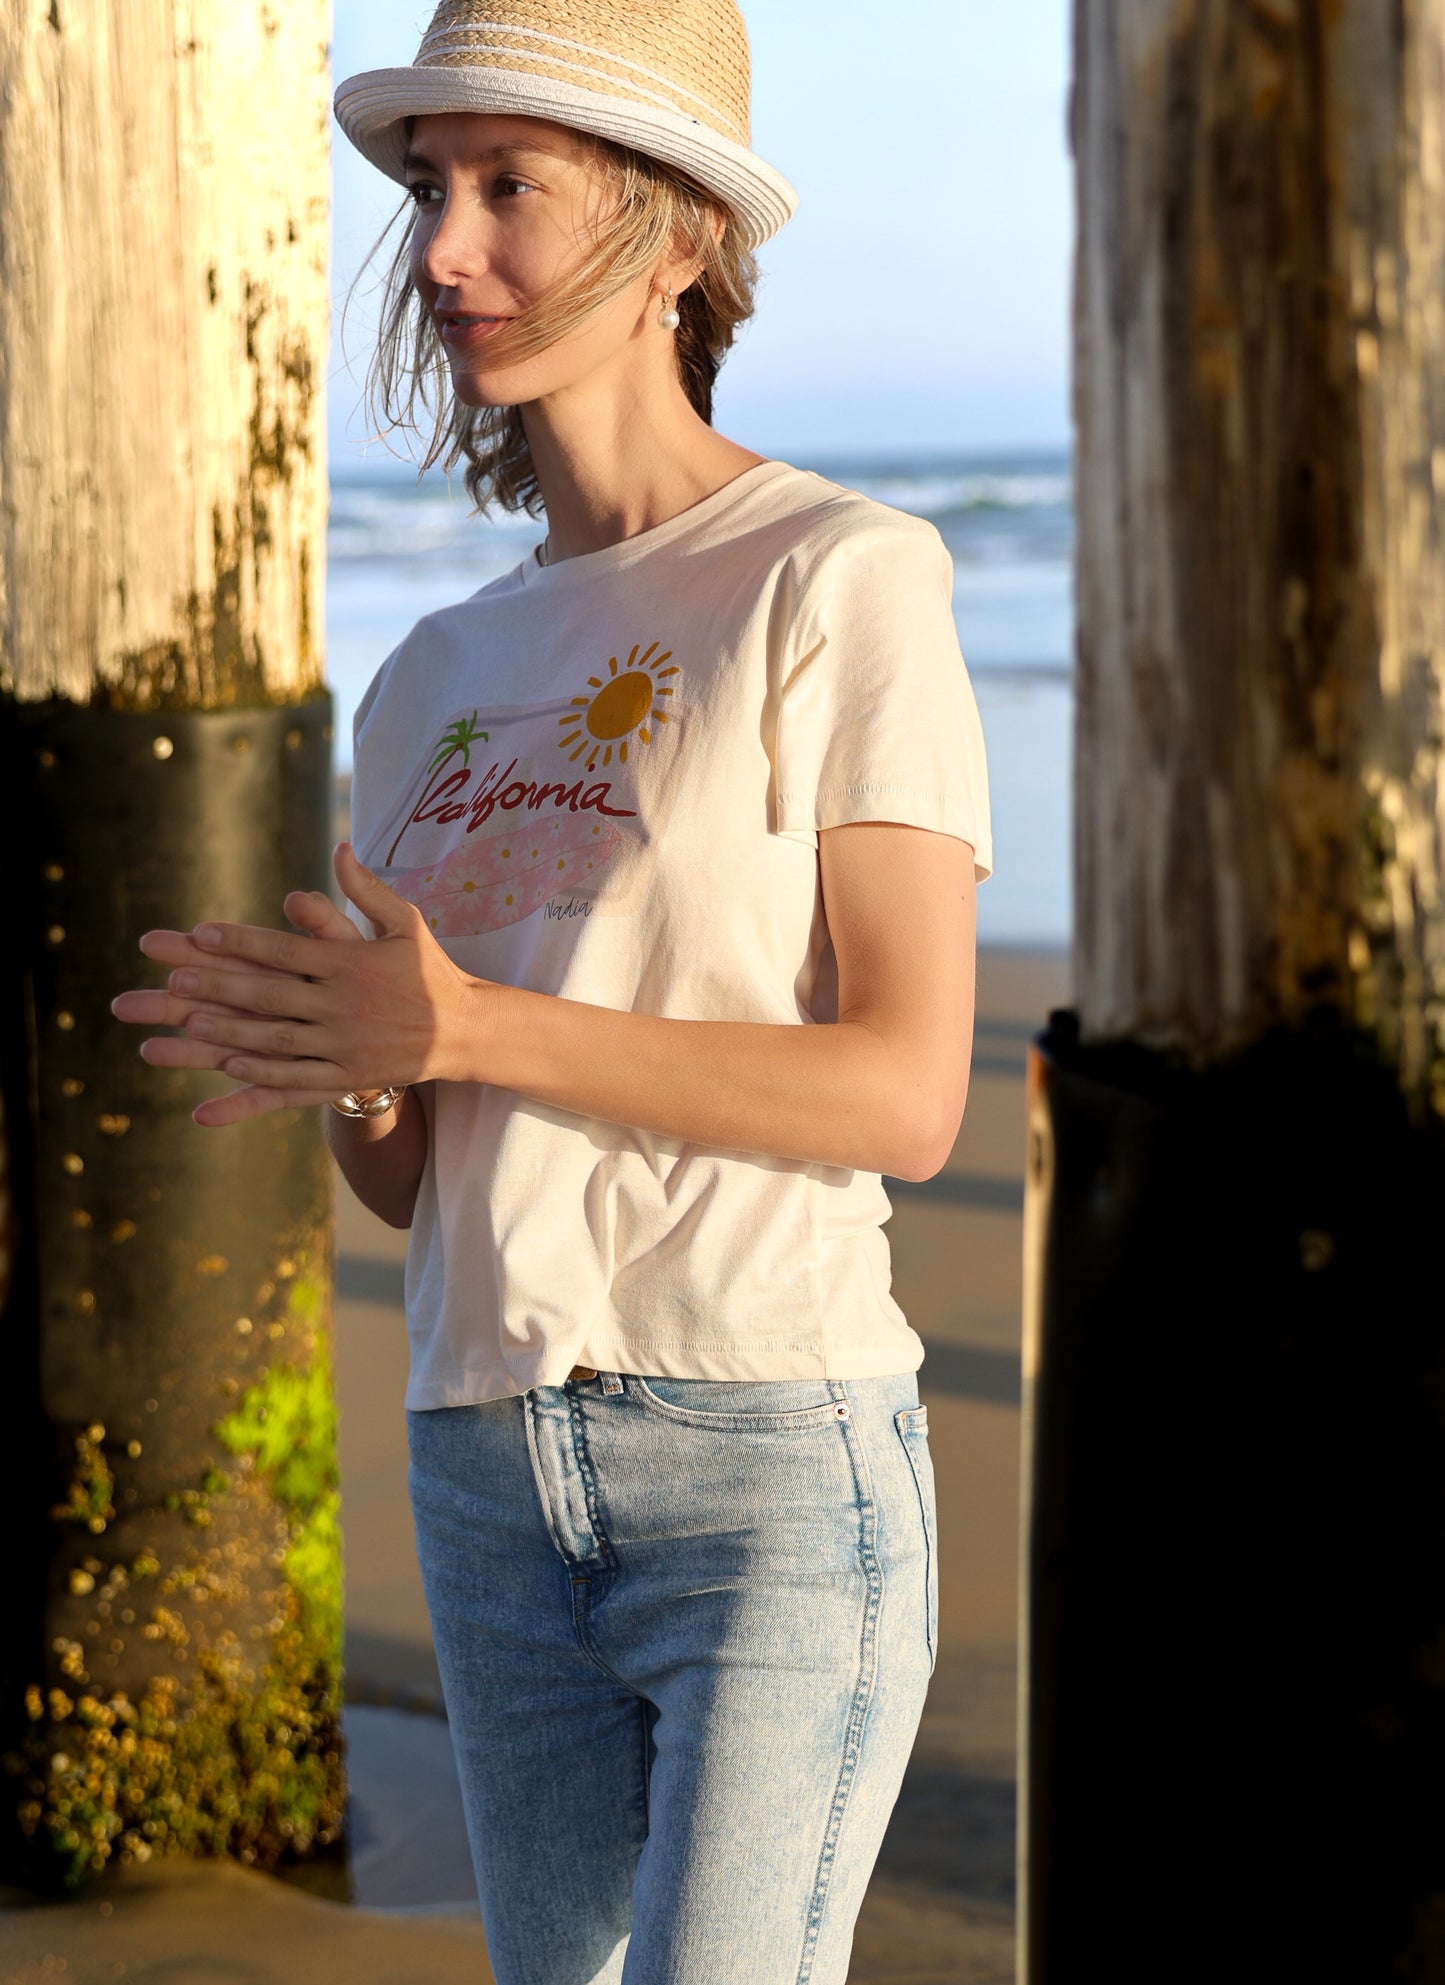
[895,1404,938,1673]
[632,1374,852,1431]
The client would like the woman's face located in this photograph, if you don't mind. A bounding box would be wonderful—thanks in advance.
[403,110,662,408]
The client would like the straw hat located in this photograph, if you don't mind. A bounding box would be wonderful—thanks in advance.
[333,0,797,249]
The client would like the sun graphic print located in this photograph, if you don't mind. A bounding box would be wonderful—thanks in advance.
[557,640,679,770]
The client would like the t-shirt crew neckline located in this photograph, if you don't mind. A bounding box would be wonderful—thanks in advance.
[519,458,795,587]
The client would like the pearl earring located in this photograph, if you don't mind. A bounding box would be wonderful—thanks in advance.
[657,287,680,331]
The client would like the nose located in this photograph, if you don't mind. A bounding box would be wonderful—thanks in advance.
[415,183,486,292]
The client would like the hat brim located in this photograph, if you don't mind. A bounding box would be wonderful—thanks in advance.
[333,66,797,249]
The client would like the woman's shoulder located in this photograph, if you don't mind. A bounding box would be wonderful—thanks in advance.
[754,461,949,582]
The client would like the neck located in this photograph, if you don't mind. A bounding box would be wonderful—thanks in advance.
[520,362,766,564]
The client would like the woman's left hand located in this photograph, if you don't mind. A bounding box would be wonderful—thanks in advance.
[111,843,489,1127]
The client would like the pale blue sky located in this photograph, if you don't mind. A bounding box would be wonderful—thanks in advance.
[328,0,1073,463]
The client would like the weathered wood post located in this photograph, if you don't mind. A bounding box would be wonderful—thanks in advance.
[0,2,343,1890]
[1021,0,1445,1974]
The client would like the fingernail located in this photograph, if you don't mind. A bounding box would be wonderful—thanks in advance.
[191,1015,215,1039]
[195,925,222,950]
[172,970,198,995]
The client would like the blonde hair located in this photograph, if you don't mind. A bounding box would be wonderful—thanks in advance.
[353,125,760,516]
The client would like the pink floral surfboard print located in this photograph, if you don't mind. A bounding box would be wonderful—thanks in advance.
[390,806,624,937]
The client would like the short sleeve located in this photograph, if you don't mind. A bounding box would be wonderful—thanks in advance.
[772,515,993,881]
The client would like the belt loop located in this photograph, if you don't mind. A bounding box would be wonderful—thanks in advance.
[599,1372,624,1397]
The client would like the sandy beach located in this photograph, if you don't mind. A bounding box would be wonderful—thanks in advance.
[1,943,1067,1985]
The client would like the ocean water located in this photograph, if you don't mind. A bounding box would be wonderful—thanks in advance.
[325,448,1074,946]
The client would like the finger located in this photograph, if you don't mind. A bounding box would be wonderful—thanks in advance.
[184,1009,327,1059]
[193,1085,326,1128]
[164,966,327,1019]
[215,1054,346,1093]
[139,1035,236,1071]
[333,841,418,937]
[139,929,296,979]
[283,889,363,942]
[113,989,269,1029]
[187,918,336,978]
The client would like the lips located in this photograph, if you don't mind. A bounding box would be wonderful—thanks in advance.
[437,311,512,347]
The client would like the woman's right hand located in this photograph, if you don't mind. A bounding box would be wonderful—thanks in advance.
[117,888,363,1081]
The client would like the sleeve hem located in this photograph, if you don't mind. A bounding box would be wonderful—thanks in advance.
[775,785,993,882]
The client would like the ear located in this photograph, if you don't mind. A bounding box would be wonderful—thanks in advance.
[657,210,722,301]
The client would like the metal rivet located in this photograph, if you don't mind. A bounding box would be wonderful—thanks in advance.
[835,1402,851,1420]
[152,736,174,760]
[1299,1229,1336,1273]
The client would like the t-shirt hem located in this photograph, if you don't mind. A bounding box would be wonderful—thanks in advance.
[403,1328,925,1409]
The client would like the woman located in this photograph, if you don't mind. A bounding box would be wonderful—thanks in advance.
[113,2,993,1979]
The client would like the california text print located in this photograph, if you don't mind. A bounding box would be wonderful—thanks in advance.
[380,640,684,937]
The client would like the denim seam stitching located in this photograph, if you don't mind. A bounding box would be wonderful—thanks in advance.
[564,1389,641,1689]
[567,1386,617,1571]
[895,1411,938,1673]
[796,1387,883,1984]
[634,1696,654,1846]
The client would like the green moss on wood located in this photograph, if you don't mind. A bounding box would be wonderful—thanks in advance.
[215,1274,342,1648]
[50,1426,116,1535]
[3,1241,345,1890]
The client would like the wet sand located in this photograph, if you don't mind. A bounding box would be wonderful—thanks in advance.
[1,944,1068,1985]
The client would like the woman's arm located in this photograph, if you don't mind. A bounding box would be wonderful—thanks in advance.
[323,1084,429,1229]
[482,821,976,1178]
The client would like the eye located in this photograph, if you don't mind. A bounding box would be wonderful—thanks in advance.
[494,174,536,198]
[406,182,441,208]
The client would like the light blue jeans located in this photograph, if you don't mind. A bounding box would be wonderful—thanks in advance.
[405,1371,938,1985]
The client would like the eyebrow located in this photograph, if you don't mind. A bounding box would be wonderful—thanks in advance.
[400,140,564,176]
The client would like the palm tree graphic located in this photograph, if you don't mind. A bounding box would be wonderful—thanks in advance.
[387,710,489,866]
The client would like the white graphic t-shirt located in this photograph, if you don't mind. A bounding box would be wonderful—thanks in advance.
[348,459,993,1408]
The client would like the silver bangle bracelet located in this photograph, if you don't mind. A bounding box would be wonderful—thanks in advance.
[330,1084,407,1120]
